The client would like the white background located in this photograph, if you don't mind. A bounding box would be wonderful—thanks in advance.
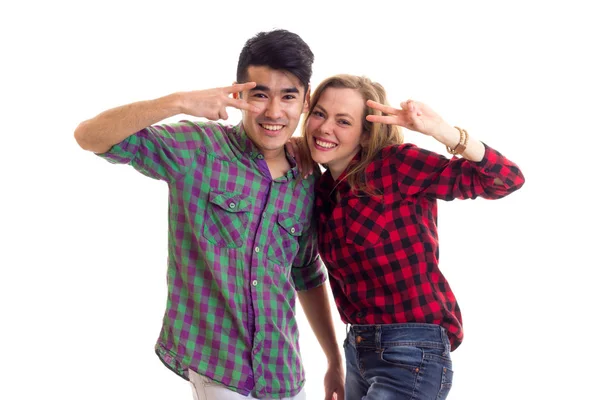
[1,0,598,399]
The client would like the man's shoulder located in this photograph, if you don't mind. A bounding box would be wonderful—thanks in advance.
[162,120,238,156]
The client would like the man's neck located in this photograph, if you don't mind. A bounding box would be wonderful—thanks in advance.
[263,149,291,179]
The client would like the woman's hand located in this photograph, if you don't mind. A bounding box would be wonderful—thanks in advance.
[285,136,317,179]
[366,99,453,140]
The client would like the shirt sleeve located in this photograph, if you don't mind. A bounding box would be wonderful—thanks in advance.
[95,120,211,183]
[291,218,327,291]
[392,143,525,200]
[291,178,327,291]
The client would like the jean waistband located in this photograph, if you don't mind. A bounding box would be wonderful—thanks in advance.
[345,323,450,351]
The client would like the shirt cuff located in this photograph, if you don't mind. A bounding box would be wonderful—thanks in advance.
[292,255,327,291]
[472,142,497,174]
[95,131,141,164]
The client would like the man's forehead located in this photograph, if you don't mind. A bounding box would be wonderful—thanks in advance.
[245,66,302,91]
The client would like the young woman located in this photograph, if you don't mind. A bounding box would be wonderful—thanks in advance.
[300,75,525,400]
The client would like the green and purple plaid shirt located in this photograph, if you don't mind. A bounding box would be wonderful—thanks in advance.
[97,120,326,398]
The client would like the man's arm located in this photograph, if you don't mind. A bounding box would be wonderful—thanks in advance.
[74,82,260,154]
[74,94,183,154]
[298,285,344,400]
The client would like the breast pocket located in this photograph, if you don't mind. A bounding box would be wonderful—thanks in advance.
[345,197,389,247]
[202,190,252,248]
[267,212,304,266]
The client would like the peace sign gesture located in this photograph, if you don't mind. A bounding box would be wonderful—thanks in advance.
[366,99,451,139]
[179,82,261,121]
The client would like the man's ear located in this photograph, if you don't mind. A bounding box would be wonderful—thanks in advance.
[232,81,241,99]
[302,84,311,113]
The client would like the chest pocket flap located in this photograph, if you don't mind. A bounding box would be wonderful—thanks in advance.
[208,190,252,213]
[277,213,303,237]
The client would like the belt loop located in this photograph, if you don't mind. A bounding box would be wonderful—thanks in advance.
[440,326,449,355]
[346,323,350,336]
[375,325,381,349]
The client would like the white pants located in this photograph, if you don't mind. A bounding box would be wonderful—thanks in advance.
[188,369,306,400]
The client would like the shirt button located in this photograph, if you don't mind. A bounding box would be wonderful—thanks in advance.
[262,212,267,218]
[356,312,363,318]
[254,247,260,253]
[257,154,264,159]
[290,227,295,234]
[252,280,258,286]
[229,202,236,209]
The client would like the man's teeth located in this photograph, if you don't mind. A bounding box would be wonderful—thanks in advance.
[261,124,284,131]
[316,139,337,149]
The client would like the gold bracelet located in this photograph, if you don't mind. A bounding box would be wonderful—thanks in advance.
[446,126,468,155]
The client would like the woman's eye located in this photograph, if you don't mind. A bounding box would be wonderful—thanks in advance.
[312,111,324,117]
[339,119,350,126]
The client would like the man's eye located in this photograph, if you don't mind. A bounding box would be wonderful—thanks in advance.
[283,95,297,100]
[253,93,267,98]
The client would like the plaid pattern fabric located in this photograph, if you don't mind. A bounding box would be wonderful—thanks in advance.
[316,143,524,351]
[98,120,326,398]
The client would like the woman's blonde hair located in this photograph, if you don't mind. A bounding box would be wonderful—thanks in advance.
[301,74,403,195]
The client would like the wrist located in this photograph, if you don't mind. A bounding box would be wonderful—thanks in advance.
[327,351,343,366]
[161,92,186,115]
[435,124,460,147]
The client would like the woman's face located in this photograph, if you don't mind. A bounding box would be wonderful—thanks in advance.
[306,87,367,180]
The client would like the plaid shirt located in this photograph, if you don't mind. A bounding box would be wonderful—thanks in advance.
[316,143,524,350]
[98,121,326,398]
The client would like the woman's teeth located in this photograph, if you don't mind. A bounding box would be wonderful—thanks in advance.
[316,139,337,149]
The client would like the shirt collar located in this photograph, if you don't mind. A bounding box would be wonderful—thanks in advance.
[317,150,362,196]
[231,122,299,180]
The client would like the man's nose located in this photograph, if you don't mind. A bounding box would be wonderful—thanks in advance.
[264,99,283,120]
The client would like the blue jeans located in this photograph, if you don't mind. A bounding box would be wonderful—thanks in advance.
[344,323,454,400]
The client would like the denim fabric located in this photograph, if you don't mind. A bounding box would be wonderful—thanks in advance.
[344,323,453,400]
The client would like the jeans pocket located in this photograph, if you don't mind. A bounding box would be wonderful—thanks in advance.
[437,367,454,400]
[379,345,423,372]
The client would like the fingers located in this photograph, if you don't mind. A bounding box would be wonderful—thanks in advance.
[285,141,296,159]
[366,114,401,125]
[225,81,257,93]
[366,99,400,115]
[401,99,423,116]
[227,97,261,113]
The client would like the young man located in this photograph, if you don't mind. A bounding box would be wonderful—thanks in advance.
[74,30,343,400]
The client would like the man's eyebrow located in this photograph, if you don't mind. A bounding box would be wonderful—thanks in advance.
[249,85,300,94]
[282,87,300,94]
[250,85,270,92]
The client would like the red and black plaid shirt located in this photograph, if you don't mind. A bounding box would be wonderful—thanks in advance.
[315,143,525,350]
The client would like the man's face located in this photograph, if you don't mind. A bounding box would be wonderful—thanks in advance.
[238,66,309,159]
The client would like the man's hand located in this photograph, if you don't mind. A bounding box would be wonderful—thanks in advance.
[179,82,261,120]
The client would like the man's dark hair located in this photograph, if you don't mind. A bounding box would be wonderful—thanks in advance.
[236,29,314,94]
